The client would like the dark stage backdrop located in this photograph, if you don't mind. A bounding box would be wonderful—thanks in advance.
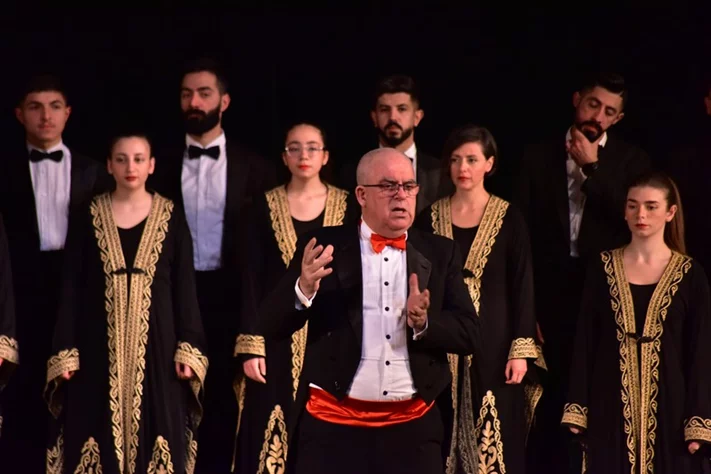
[0,5,708,199]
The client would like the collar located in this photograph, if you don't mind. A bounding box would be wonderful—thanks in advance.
[358,217,408,242]
[27,140,65,155]
[378,141,417,161]
[185,132,226,150]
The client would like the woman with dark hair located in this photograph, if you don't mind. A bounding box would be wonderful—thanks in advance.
[233,122,357,474]
[562,171,711,473]
[45,133,208,474]
[414,124,543,474]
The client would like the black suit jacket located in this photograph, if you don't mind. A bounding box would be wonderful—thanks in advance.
[0,146,108,288]
[150,139,276,278]
[257,224,479,438]
[337,148,452,216]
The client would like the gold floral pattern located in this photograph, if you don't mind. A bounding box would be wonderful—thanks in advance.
[561,403,588,429]
[508,337,537,359]
[234,334,266,357]
[603,249,690,474]
[185,427,198,474]
[92,192,172,474]
[684,416,711,443]
[45,348,81,418]
[257,405,288,474]
[147,436,174,474]
[0,335,18,364]
[73,437,103,474]
[474,390,506,474]
[46,429,64,474]
[266,184,348,400]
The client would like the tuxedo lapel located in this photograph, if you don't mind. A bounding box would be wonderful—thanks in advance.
[406,233,432,294]
[11,153,39,237]
[224,142,249,224]
[552,147,571,245]
[336,225,364,347]
[69,153,89,208]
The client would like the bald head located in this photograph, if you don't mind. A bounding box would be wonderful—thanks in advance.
[356,148,412,185]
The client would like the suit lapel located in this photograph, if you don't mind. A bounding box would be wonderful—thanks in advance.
[406,232,432,294]
[553,147,571,244]
[12,152,40,237]
[224,142,249,224]
[336,225,364,347]
[69,151,84,208]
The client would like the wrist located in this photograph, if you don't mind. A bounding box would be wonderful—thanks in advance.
[581,160,599,177]
[298,279,315,299]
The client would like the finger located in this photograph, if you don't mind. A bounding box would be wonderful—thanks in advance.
[63,371,71,380]
[259,358,267,377]
[689,441,700,454]
[305,245,324,265]
[312,267,334,281]
[184,365,193,379]
[0,358,3,366]
[570,427,580,435]
[303,238,316,257]
[421,289,430,308]
[409,274,420,296]
[313,246,334,267]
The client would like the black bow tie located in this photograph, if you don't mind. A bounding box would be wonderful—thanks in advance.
[187,145,220,160]
[29,149,63,163]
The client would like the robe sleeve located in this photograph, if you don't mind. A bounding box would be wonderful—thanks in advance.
[44,206,87,418]
[561,258,602,432]
[682,261,711,446]
[505,206,539,361]
[0,213,18,386]
[170,206,209,427]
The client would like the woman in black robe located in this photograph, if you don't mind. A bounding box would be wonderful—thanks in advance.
[233,123,355,474]
[0,213,18,438]
[45,133,208,474]
[562,171,711,473]
[415,125,544,474]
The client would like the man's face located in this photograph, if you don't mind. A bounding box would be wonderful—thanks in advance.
[356,151,417,237]
[572,86,625,141]
[180,71,230,136]
[371,92,424,148]
[16,91,71,147]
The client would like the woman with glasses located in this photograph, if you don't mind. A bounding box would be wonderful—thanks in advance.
[414,125,543,474]
[233,122,356,474]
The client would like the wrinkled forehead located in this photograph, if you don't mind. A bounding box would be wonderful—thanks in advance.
[369,155,415,182]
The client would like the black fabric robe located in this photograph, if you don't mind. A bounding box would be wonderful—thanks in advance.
[45,192,208,474]
[415,195,544,474]
[563,248,711,473]
[233,184,354,474]
[0,213,18,438]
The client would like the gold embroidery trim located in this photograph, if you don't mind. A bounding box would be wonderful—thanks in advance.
[234,334,266,357]
[684,417,711,443]
[257,405,288,474]
[185,427,198,474]
[44,348,80,418]
[562,403,588,429]
[474,390,506,474]
[47,429,64,474]
[604,248,690,474]
[175,342,209,426]
[0,335,18,364]
[92,192,173,474]
[508,337,537,359]
[266,184,349,401]
[147,435,175,474]
[73,437,103,474]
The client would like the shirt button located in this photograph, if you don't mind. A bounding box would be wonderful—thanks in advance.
[386,335,391,340]
[383,391,388,396]
[384,257,389,262]
[385,307,390,311]
[384,281,389,286]
[385,361,390,366]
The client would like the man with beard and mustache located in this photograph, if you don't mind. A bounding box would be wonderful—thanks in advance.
[339,75,451,215]
[151,58,276,474]
[513,72,651,474]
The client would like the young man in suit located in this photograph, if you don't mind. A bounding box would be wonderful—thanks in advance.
[0,74,107,473]
[151,58,275,474]
[514,72,651,473]
[340,75,451,215]
[259,148,479,474]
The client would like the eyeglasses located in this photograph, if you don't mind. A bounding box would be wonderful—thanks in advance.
[284,145,325,157]
[360,181,420,197]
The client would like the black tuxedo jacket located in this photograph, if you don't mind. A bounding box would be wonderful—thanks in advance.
[0,146,108,288]
[257,224,479,436]
[149,139,276,277]
[337,149,452,216]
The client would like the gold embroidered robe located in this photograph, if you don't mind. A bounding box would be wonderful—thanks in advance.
[233,184,352,474]
[44,192,208,474]
[415,195,544,474]
[0,213,18,438]
[562,249,711,473]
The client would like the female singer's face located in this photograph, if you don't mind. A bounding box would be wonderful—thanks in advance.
[282,124,329,180]
[107,137,155,191]
[449,141,493,191]
[625,185,676,239]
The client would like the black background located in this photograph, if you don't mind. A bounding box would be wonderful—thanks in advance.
[1,4,709,197]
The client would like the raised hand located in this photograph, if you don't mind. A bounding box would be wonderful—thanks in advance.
[406,274,430,332]
[298,238,334,298]
[566,127,602,167]
[243,357,267,384]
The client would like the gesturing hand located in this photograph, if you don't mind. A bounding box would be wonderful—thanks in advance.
[566,127,601,167]
[298,238,334,298]
[175,362,193,380]
[406,274,430,332]
[243,357,267,384]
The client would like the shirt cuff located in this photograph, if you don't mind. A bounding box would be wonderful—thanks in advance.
[295,277,317,309]
[412,318,428,340]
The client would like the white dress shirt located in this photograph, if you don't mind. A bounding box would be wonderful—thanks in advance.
[565,128,607,257]
[28,142,71,251]
[295,219,425,401]
[181,133,228,271]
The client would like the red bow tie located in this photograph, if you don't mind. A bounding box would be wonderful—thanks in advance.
[370,233,406,253]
